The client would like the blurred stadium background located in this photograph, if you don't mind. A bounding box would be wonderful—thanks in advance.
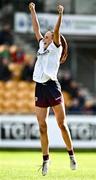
[0,1,96,180]
[0,0,96,149]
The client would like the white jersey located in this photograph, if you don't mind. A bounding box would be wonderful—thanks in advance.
[33,39,62,83]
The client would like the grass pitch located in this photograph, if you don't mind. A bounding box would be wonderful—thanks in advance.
[0,150,96,180]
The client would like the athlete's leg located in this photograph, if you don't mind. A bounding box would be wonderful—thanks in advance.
[35,106,49,156]
[52,103,73,151]
[52,102,77,170]
[35,106,50,175]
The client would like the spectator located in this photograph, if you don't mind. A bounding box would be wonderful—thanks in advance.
[10,46,25,64]
[84,99,96,115]
[77,88,86,109]
[0,45,11,63]
[68,81,79,98]
[0,57,12,81]
[20,54,34,81]
[58,70,72,91]
[68,98,82,114]
[0,24,14,45]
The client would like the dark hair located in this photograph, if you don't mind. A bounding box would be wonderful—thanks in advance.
[60,34,68,64]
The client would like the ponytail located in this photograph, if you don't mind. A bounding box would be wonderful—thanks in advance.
[60,34,68,64]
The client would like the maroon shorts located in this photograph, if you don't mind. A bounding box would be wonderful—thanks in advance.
[35,80,63,107]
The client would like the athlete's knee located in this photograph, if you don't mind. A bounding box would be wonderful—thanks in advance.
[39,123,47,134]
[58,122,67,131]
[57,115,66,130]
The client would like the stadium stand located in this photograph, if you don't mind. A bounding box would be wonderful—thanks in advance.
[0,80,35,114]
[0,0,96,115]
[0,42,96,115]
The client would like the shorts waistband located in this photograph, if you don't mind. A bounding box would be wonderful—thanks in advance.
[36,79,58,86]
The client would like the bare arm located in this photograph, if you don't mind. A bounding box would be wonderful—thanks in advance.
[29,2,43,41]
[53,5,64,46]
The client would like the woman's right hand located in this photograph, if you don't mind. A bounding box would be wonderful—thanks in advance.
[29,2,35,11]
[57,5,64,15]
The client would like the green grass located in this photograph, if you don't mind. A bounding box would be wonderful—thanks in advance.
[0,150,96,180]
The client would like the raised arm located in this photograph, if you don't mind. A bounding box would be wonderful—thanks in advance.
[53,5,64,46]
[29,2,43,41]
